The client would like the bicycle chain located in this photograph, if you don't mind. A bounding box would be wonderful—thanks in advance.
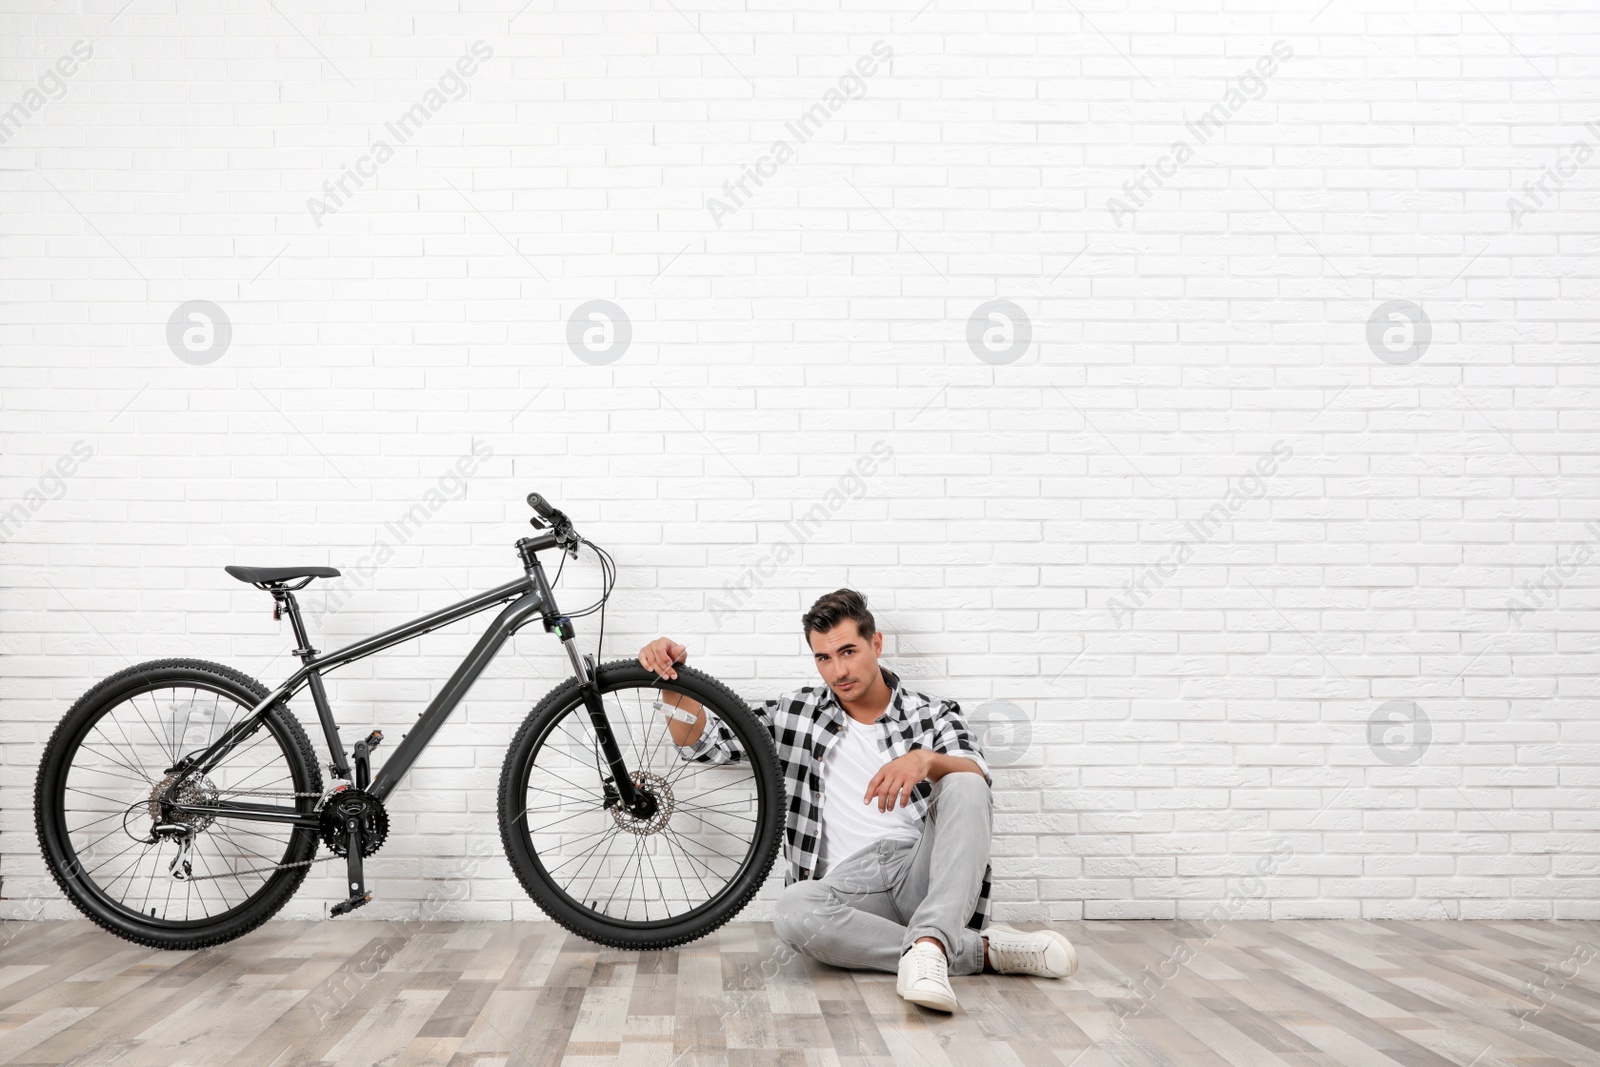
[173,789,331,881]
[178,851,343,881]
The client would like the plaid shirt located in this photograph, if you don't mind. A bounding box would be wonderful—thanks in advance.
[674,664,994,931]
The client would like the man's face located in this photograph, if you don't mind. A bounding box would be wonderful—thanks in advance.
[807,622,882,699]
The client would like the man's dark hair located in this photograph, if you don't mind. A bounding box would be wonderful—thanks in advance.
[802,588,876,644]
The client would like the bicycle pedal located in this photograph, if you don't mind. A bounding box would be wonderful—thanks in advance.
[330,892,372,917]
[362,729,384,750]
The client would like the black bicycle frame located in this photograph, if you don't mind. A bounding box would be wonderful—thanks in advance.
[164,541,642,829]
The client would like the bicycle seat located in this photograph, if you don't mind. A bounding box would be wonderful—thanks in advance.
[225,565,341,585]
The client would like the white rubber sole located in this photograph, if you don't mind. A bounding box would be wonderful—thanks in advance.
[897,947,960,1012]
[897,980,958,1012]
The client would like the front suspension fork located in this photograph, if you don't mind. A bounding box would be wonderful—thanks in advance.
[552,623,646,816]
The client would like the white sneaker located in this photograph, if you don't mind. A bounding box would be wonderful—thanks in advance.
[982,923,1079,978]
[896,941,959,1012]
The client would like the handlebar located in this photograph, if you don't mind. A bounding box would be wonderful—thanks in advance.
[527,492,557,521]
[526,492,580,557]
[517,493,616,613]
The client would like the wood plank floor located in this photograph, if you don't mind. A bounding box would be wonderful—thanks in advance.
[2,918,1598,1066]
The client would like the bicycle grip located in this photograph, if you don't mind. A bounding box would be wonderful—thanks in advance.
[527,492,555,518]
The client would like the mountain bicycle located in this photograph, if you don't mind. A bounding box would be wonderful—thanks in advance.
[33,493,784,950]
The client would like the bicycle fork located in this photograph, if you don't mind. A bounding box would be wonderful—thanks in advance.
[554,625,650,818]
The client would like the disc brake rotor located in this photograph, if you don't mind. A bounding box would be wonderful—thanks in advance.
[609,771,673,836]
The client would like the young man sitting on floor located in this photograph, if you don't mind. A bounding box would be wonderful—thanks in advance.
[640,588,1077,1012]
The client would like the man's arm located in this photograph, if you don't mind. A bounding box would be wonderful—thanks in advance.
[669,694,780,766]
[863,696,994,809]
[926,697,993,787]
[638,636,776,764]
[925,752,986,781]
[865,749,985,811]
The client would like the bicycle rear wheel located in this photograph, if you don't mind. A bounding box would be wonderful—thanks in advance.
[497,660,783,949]
[34,659,323,949]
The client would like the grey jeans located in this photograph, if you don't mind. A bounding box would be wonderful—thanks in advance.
[771,771,994,975]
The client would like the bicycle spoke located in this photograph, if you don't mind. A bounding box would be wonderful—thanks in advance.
[62,809,125,837]
[675,804,758,823]
[610,688,656,778]
[642,840,670,922]
[661,824,744,871]
[210,823,285,867]
[100,710,156,787]
[207,820,296,847]
[660,831,696,915]
[129,690,166,764]
[73,820,142,858]
[540,822,627,877]
[668,773,760,805]
[661,740,740,791]
[179,688,197,758]
[525,757,606,803]
[565,826,632,906]
[521,808,607,837]
[213,747,285,791]
[570,827,625,908]
[207,825,262,901]
[98,839,156,892]
[659,826,732,891]
[603,833,642,915]
[65,784,141,808]
[77,740,156,785]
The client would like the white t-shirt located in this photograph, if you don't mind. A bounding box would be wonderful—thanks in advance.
[815,713,924,876]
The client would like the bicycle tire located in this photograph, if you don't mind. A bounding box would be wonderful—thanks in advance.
[498,659,784,949]
[34,658,323,950]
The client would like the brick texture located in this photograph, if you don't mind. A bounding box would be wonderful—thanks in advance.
[2,1,1597,923]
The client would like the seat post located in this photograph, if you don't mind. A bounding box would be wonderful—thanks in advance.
[270,587,318,662]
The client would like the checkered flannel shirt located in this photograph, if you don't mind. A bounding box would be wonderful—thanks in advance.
[673,664,994,931]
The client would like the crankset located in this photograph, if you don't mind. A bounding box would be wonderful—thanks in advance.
[318,787,389,858]
[318,781,388,917]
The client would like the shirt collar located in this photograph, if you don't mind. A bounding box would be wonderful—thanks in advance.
[818,663,904,723]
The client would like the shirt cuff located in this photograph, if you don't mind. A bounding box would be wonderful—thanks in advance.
[675,721,724,763]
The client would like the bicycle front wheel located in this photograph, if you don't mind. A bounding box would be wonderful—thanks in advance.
[498,660,784,949]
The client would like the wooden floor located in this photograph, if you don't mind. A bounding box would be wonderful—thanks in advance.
[1,918,1598,1066]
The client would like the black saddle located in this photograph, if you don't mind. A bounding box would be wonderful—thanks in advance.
[225,565,341,586]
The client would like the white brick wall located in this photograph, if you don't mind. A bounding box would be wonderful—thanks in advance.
[2,0,1597,925]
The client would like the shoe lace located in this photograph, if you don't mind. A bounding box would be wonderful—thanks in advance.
[993,935,1045,973]
[911,946,946,981]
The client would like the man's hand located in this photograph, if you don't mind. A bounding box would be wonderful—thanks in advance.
[864,749,936,811]
[639,637,687,679]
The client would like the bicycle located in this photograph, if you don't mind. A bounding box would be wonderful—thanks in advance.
[33,493,784,951]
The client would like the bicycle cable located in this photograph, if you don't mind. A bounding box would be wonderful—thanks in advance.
[543,534,618,656]
[569,536,617,658]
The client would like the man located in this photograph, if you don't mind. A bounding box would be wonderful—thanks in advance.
[638,588,1077,1012]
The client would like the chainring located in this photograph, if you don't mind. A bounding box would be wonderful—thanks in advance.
[318,786,389,858]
